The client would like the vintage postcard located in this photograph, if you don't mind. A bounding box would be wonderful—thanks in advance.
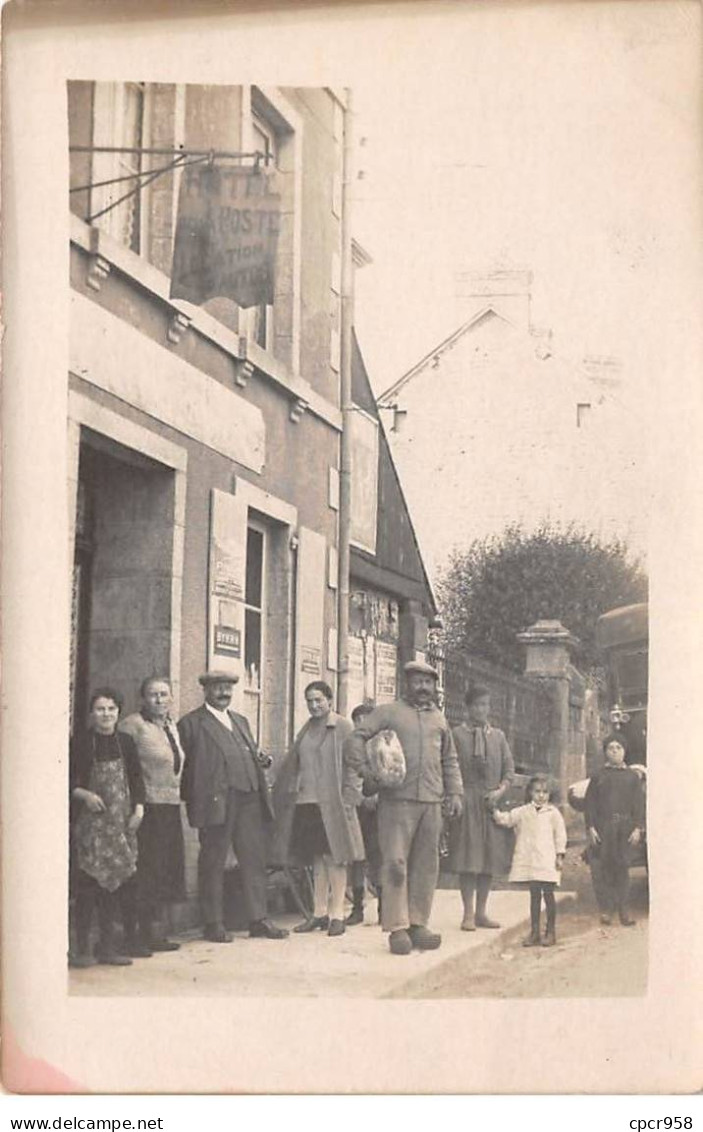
[2,0,702,1095]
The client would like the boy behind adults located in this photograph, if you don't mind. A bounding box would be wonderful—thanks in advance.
[343,661,463,955]
[345,702,382,926]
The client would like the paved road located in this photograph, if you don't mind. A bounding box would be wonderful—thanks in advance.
[394,855,649,999]
[68,889,568,999]
[69,850,648,999]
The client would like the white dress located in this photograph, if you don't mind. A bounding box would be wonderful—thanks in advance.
[493,802,567,884]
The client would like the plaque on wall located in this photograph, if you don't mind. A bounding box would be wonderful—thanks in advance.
[301,645,322,675]
[375,640,398,703]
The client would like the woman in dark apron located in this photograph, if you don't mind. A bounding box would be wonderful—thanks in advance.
[69,686,146,967]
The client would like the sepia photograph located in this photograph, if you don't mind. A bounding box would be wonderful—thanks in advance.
[65,70,650,1000]
[3,0,702,1097]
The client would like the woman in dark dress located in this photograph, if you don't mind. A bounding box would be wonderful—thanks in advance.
[447,685,515,931]
[69,687,145,968]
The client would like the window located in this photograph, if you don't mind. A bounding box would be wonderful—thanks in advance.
[350,407,379,554]
[250,112,280,350]
[576,403,592,429]
[91,82,149,254]
[243,521,266,743]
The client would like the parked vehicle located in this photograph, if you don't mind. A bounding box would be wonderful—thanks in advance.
[594,602,648,763]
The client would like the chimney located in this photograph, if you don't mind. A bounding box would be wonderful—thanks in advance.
[455,268,533,332]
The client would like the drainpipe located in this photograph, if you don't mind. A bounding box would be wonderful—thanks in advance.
[336,87,354,717]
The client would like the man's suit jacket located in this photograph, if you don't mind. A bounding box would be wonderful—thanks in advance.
[178,704,275,829]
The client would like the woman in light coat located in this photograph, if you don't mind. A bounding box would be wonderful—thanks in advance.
[272,681,364,937]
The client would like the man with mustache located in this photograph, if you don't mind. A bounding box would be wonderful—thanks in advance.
[178,671,288,943]
[343,661,463,955]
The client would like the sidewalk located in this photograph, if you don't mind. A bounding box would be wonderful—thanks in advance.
[68,889,570,998]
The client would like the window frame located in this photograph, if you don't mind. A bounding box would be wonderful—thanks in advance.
[242,515,268,745]
[91,81,151,255]
[241,85,302,373]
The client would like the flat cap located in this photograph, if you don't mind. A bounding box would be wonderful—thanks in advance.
[198,670,240,686]
[403,660,439,679]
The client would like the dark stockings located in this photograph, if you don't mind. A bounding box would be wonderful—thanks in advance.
[74,873,124,956]
[528,881,556,940]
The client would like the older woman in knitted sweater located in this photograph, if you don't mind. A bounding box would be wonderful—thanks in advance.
[119,676,186,954]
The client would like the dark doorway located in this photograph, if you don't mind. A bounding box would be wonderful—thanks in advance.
[70,430,176,730]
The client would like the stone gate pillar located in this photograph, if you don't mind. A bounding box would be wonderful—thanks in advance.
[517,620,583,827]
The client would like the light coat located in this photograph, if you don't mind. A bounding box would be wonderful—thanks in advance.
[493,802,567,884]
[272,712,365,865]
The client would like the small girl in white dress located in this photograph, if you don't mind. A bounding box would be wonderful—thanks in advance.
[492,775,567,947]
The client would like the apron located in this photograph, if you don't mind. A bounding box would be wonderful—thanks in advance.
[74,742,138,893]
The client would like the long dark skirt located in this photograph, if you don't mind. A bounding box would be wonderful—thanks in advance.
[290,803,331,865]
[446,785,514,877]
[136,803,186,905]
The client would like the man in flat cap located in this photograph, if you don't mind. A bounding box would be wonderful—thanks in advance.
[343,660,462,955]
[178,671,288,942]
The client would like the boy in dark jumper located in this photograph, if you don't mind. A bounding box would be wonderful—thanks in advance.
[584,733,645,926]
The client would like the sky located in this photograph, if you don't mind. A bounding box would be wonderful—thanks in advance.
[349,1,701,415]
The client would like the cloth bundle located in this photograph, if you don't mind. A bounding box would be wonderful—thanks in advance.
[366,729,406,788]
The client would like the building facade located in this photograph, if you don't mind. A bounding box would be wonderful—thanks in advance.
[378,270,648,578]
[346,331,438,711]
[69,83,354,751]
[67,82,436,917]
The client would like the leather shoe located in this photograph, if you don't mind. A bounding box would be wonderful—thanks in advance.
[203,923,233,943]
[461,914,476,932]
[409,924,442,950]
[619,911,636,927]
[150,939,181,952]
[293,916,329,933]
[345,906,364,926]
[389,929,412,955]
[600,914,613,926]
[69,953,97,969]
[249,918,289,939]
[522,933,541,948]
[125,941,153,958]
[542,929,556,947]
[96,951,133,966]
[327,918,346,937]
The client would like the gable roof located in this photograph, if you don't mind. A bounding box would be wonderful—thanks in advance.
[351,330,438,616]
[377,304,513,406]
[377,304,622,409]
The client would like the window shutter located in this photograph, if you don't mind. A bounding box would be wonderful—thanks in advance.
[208,489,248,712]
[294,526,327,732]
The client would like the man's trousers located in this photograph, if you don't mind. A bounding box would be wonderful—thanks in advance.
[377,799,442,932]
[197,788,268,927]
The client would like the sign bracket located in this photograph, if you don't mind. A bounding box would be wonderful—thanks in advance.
[69,146,272,225]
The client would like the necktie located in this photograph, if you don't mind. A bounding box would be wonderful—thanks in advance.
[163,719,182,776]
[472,726,487,762]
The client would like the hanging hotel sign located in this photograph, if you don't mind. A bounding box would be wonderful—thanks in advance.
[170,164,281,309]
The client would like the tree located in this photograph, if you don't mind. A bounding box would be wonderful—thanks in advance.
[436,523,648,675]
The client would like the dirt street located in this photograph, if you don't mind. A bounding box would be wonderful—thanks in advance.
[391,847,649,999]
